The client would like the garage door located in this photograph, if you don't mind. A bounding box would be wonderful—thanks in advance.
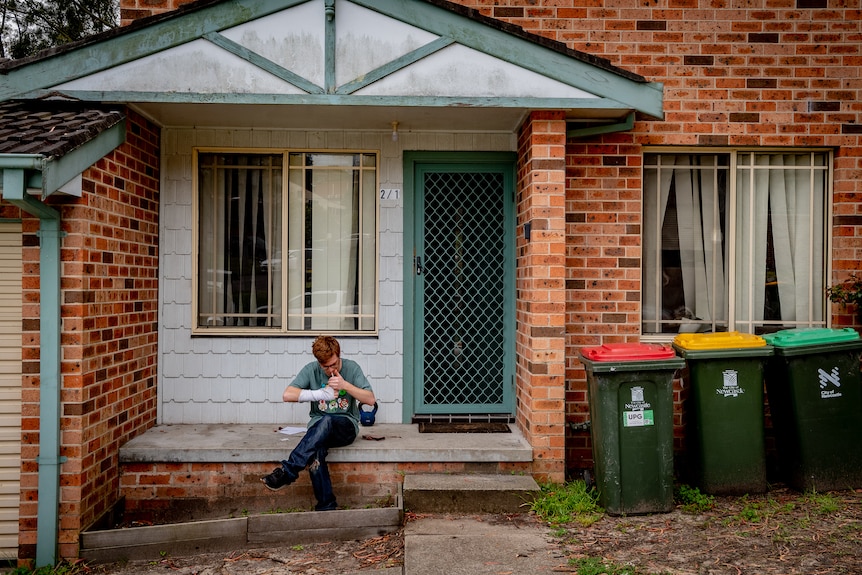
[0,222,21,556]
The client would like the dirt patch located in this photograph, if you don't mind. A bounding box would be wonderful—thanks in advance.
[91,487,861,575]
[557,486,862,575]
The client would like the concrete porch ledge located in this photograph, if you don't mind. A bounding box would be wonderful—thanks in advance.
[119,423,534,464]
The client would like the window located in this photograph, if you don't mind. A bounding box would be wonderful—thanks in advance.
[643,150,830,336]
[195,151,377,334]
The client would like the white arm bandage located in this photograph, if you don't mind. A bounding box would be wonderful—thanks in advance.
[298,387,335,402]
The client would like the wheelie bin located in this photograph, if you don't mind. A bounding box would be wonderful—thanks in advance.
[579,343,685,515]
[762,327,862,492]
[672,332,773,495]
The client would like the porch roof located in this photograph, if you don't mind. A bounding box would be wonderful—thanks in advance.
[0,0,663,132]
[0,99,126,198]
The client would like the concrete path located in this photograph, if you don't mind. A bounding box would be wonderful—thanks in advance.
[402,514,566,575]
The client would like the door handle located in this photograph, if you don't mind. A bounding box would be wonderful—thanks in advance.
[415,256,423,276]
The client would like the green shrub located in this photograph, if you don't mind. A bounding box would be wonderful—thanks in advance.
[674,484,715,513]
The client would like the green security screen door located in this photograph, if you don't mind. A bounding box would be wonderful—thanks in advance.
[404,153,516,418]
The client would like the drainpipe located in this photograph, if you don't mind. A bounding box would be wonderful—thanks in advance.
[2,166,64,567]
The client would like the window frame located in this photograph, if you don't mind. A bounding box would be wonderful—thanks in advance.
[191,147,380,337]
[640,147,833,341]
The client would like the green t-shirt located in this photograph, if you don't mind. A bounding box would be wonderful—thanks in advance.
[289,357,372,434]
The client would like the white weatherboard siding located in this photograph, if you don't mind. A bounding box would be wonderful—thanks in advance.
[158,127,515,424]
[0,222,21,557]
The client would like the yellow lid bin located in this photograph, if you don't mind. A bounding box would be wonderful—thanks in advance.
[671,331,772,496]
[673,331,767,351]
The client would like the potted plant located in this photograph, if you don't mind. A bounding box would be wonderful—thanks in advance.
[826,274,862,322]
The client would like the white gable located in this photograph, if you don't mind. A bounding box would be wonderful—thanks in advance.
[56,39,306,95]
[334,1,443,85]
[54,0,595,101]
[220,0,326,87]
[355,44,595,99]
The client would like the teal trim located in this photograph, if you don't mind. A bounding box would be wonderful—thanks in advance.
[325,0,336,92]
[335,37,455,95]
[402,151,517,421]
[0,0,310,100]
[2,174,64,568]
[351,0,664,118]
[42,120,126,199]
[203,32,325,94]
[402,158,417,423]
[44,90,631,111]
[34,220,63,569]
[567,112,635,138]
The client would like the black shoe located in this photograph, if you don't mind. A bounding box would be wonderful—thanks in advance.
[261,467,291,491]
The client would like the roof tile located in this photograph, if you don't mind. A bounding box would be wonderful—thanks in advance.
[0,100,125,158]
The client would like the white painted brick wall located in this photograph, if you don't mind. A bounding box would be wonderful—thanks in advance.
[158,126,515,424]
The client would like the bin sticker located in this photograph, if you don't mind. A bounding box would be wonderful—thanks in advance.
[716,370,744,398]
[623,410,654,427]
[818,367,842,399]
[624,386,652,411]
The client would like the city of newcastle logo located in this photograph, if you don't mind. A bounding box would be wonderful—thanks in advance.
[716,369,744,398]
[818,367,842,399]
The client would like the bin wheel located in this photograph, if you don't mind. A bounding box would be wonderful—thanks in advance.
[582,469,594,490]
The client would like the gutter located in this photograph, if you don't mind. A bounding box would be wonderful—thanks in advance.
[1,166,64,567]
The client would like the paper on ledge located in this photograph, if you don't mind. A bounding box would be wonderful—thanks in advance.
[277,426,306,435]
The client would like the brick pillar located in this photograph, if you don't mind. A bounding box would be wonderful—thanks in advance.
[515,111,567,483]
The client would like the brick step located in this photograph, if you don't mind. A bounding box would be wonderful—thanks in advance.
[403,473,541,514]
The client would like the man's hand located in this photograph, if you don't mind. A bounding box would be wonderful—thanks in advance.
[327,370,344,395]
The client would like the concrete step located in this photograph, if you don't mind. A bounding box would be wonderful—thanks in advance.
[403,473,541,514]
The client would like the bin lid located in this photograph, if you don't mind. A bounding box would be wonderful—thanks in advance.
[580,342,677,361]
[762,327,861,347]
[673,331,767,350]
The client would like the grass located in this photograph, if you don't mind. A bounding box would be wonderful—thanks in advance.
[801,491,839,515]
[567,556,672,575]
[722,490,841,530]
[528,480,604,526]
[4,560,90,575]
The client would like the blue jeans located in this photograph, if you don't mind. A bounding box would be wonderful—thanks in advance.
[280,414,357,511]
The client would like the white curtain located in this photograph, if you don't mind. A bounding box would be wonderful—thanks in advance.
[674,156,725,326]
[308,168,358,331]
[736,154,824,325]
[643,161,673,328]
[285,155,361,331]
[199,155,281,327]
[643,155,726,332]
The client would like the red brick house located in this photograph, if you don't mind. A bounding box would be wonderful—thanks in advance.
[0,0,859,566]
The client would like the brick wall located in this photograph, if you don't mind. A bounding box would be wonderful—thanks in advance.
[18,110,160,560]
[119,0,193,25]
[449,0,862,475]
[115,0,862,477]
[119,460,531,521]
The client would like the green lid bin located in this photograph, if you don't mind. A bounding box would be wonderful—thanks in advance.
[762,328,862,492]
[672,332,773,495]
[579,343,685,515]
